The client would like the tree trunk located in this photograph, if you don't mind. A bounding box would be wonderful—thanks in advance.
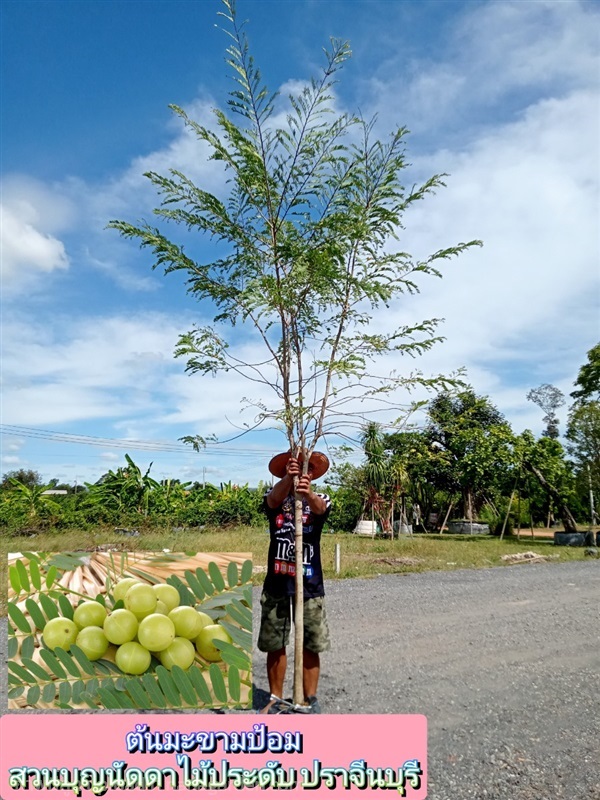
[440,502,453,534]
[293,468,305,706]
[500,488,516,540]
[463,488,474,522]
[525,462,578,533]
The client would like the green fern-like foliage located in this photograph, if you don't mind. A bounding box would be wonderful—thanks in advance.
[7,552,253,710]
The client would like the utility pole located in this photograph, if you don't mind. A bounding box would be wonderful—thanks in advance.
[588,464,597,526]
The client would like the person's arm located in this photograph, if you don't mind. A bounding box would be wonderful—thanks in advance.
[266,457,328,515]
[296,475,328,515]
[265,457,298,509]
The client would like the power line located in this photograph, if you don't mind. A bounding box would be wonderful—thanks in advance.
[0,424,362,458]
[0,425,274,456]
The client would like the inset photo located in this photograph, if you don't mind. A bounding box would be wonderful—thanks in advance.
[7,551,252,711]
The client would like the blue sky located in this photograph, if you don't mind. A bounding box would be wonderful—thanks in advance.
[2,0,599,487]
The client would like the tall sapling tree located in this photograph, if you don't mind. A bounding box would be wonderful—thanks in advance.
[110,0,481,704]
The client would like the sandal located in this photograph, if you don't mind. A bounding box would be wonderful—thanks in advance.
[304,695,322,714]
[262,698,292,714]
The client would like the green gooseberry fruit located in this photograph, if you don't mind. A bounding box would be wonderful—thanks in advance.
[43,617,79,652]
[154,600,169,616]
[112,577,141,603]
[103,608,138,645]
[152,583,180,613]
[76,626,109,661]
[169,606,202,639]
[195,624,232,663]
[196,611,213,629]
[73,600,107,629]
[137,613,176,652]
[124,584,157,619]
[115,641,151,675]
[158,637,196,671]
[168,606,206,639]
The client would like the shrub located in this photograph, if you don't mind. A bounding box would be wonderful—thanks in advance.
[326,486,363,532]
[182,484,263,528]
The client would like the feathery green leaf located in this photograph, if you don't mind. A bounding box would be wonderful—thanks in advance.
[227,664,241,703]
[156,666,181,706]
[170,665,198,706]
[226,561,239,588]
[8,602,32,634]
[20,636,36,660]
[187,665,213,705]
[25,598,47,631]
[209,662,227,703]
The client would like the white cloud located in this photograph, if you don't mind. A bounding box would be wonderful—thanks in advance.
[456,0,598,95]
[364,0,598,143]
[1,203,69,284]
[2,0,597,484]
[351,0,599,432]
[1,99,230,298]
[1,455,21,465]
[4,440,25,452]
[89,98,228,227]
[2,175,76,231]
[7,77,594,440]
[395,87,599,369]
[0,310,279,457]
[99,452,120,462]
[0,175,77,289]
[84,250,159,292]
[1,312,185,426]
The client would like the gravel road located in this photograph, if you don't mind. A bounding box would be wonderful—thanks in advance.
[252,561,600,799]
[2,561,598,798]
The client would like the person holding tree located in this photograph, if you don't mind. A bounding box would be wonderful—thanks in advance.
[258,451,331,714]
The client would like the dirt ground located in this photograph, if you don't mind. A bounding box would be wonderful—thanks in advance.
[252,560,600,799]
[2,556,597,799]
[498,527,556,539]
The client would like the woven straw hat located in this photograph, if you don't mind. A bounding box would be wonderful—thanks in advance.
[268,451,330,480]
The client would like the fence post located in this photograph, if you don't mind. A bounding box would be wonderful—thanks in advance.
[334,543,341,575]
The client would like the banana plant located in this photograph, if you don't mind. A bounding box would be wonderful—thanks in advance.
[85,454,161,516]
[6,479,61,519]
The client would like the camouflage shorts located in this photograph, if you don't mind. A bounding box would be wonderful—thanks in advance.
[257,592,331,654]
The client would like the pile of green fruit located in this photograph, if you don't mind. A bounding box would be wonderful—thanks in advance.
[42,577,232,676]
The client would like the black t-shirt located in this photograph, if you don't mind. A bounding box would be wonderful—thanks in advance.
[262,490,331,599]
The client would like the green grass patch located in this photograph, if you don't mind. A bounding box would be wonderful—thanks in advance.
[320,531,587,580]
[1,524,590,617]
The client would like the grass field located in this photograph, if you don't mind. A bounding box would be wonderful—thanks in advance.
[2,524,591,617]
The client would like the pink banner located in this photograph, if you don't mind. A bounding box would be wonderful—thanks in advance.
[0,714,427,797]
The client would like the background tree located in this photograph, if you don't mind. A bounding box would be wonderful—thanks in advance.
[424,389,515,522]
[1,469,43,490]
[570,342,600,403]
[519,432,575,525]
[359,422,409,534]
[384,429,454,527]
[149,477,192,523]
[517,430,578,532]
[526,383,565,439]
[109,0,480,704]
[361,422,387,531]
[566,400,600,521]
[323,459,366,532]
